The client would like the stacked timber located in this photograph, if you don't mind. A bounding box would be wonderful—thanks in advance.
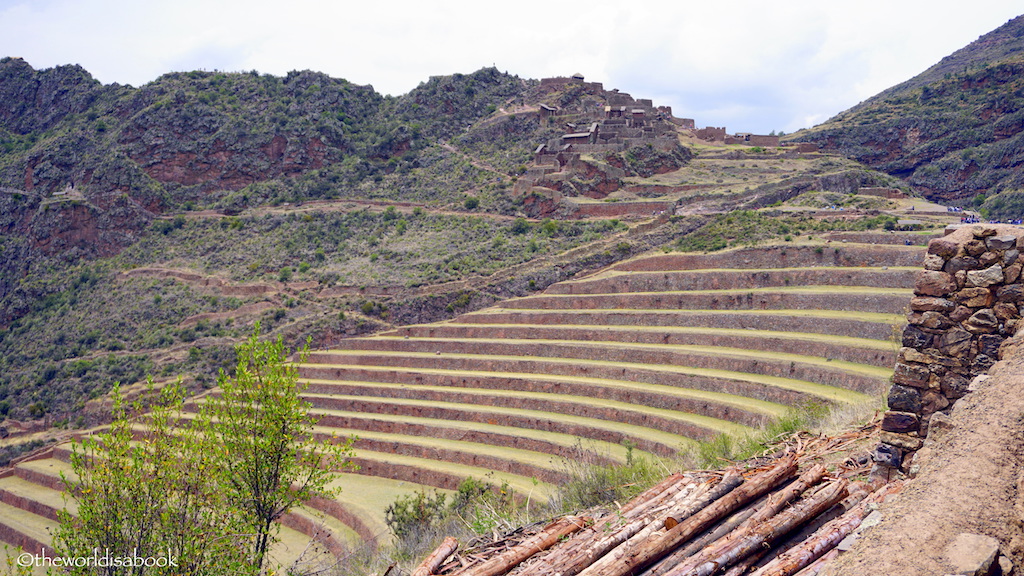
[412,449,901,576]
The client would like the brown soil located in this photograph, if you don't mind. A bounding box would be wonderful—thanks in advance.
[826,335,1024,574]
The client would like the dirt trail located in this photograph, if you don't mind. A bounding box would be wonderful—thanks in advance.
[826,335,1024,574]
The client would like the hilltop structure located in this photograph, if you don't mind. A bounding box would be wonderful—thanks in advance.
[514,74,793,217]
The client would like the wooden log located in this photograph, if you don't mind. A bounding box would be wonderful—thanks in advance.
[734,478,882,575]
[577,454,799,576]
[579,480,727,576]
[455,516,591,576]
[645,465,827,576]
[665,469,744,529]
[526,480,711,576]
[621,473,690,516]
[644,494,773,576]
[662,479,850,576]
[748,481,903,576]
[412,537,459,576]
[789,549,838,576]
[628,476,708,521]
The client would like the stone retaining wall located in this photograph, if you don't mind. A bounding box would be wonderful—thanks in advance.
[0,489,60,521]
[610,244,924,271]
[313,340,887,393]
[455,310,899,341]
[299,396,683,457]
[389,324,896,368]
[548,267,917,294]
[301,388,730,440]
[502,291,910,315]
[879,224,1024,467]
[309,413,619,466]
[300,358,833,408]
[313,432,568,484]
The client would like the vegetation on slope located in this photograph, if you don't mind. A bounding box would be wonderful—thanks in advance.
[792,15,1024,215]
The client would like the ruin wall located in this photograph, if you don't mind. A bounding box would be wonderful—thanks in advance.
[879,224,1024,467]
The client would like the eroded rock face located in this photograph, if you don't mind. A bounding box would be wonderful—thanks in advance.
[880,225,1024,467]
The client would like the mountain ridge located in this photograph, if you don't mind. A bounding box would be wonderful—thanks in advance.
[792,14,1024,216]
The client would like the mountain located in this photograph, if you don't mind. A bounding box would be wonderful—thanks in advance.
[791,14,1024,218]
[0,60,705,437]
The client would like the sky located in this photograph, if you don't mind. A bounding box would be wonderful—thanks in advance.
[2,0,1022,135]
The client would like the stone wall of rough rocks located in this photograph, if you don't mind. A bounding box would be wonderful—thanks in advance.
[878,224,1024,468]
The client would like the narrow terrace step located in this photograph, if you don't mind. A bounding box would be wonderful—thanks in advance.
[454,309,903,341]
[607,244,925,272]
[300,368,786,428]
[306,408,629,465]
[14,457,75,492]
[383,324,897,368]
[309,423,572,484]
[301,350,876,402]
[547,267,918,295]
[284,505,361,554]
[324,475,448,545]
[298,393,697,457]
[300,385,751,443]
[297,363,845,420]
[0,499,51,551]
[0,475,75,521]
[499,286,913,314]
[318,338,891,392]
[339,448,556,503]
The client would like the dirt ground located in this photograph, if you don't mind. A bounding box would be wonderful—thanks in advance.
[825,334,1024,575]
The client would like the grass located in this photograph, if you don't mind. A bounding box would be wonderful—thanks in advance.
[563,265,920,283]
[423,323,897,351]
[310,425,573,477]
[303,362,787,415]
[305,350,873,405]
[464,307,906,325]
[305,406,636,462]
[343,448,554,502]
[359,336,893,379]
[325,475,454,540]
[299,391,700,453]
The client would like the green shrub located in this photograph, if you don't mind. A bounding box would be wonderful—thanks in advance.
[510,217,529,234]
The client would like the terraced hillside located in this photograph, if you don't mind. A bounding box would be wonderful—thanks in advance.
[0,236,926,565]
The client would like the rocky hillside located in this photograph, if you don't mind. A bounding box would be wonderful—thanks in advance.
[791,14,1024,217]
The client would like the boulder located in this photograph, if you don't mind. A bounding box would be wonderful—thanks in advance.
[944,532,1000,576]
[881,411,920,433]
[880,431,924,452]
[986,234,1017,251]
[944,255,979,275]
[964,309,999,334]
[893,362,931,387]
[928,237,960,258]
[910,297,957,313]
[997,284,1024,302]
[916,270,957,297]
[940,372,971,399]
[966,264,1004,288]
[957,287,994,307]
[888,384,923,413]
[936,328,973,357]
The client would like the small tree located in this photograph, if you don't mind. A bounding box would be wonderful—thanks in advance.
[55,325,355,575]
[198,325,356,572]
[54,381,249,576]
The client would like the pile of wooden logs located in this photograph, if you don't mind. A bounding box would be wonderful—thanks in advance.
[410,450,901,576]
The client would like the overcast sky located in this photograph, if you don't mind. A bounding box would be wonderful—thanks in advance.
[2,0,1021,134]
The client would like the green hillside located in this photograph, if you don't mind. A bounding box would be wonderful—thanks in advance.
[791,14,1024,218]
